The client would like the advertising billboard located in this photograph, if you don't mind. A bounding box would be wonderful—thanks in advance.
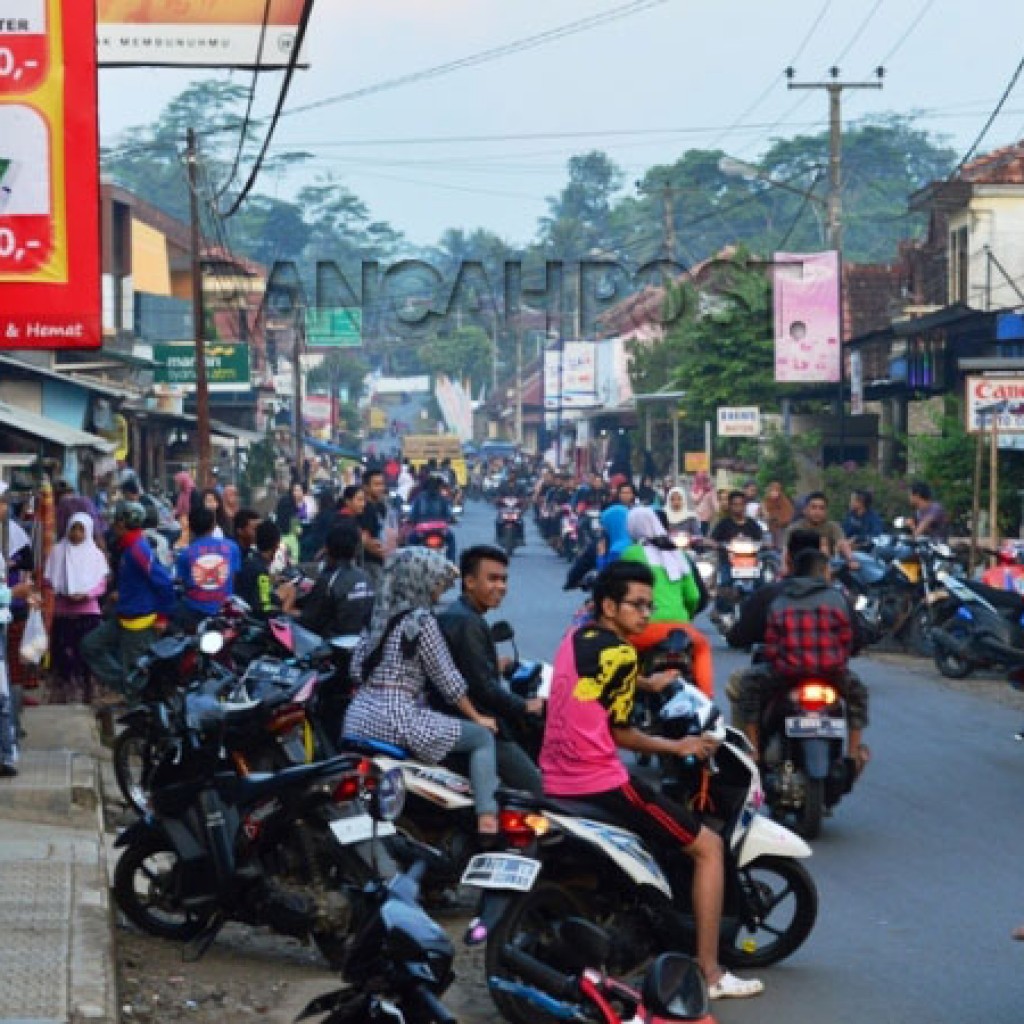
[717,406,761,438]
[773,251,841,383]
[0,0,101,350]
[153,342,252,392]
[965,376,1024,434]
[97,0,307,68]
[544,341,599,409]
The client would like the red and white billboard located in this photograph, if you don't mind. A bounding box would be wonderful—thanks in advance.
[0,0,101,350]
[773,251,841,383]
[97,0,307,68]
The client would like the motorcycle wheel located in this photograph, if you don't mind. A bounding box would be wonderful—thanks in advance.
[722,855,818,970]
[306,838,376,968]
[501,533,516,558]
[113,727,171,817]
[932,617,975,679]
[906,605,937,658]
[485,883,587,1024]
[795,777,825,841]
[113,835,213,940]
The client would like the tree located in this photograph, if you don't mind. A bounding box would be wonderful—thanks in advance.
[539,151,624,258]
[307,350,369,401]
[417,327,493,391]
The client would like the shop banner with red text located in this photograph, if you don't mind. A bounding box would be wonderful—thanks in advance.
[0,0,101,350]
[772,250,841,384]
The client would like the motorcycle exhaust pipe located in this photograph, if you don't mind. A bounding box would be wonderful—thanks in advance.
[930,627,971,657]
[976,633,1024,664]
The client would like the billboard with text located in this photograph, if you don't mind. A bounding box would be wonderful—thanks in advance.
[544,341,599,409]
[0,0,101,350]
[97,0,306,67]
[773,251,841,383]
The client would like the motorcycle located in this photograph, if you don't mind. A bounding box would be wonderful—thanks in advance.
[558,504,579,562]
[296,857,457,1024]
[495,496,526,557]
[714,537,779,634]
[463,682,816,1024]
[407,520,453,555]
[113,681,406,966]
[489,915,713,1024]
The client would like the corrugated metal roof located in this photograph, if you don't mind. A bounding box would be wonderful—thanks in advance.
[0,354,139,400]
[0,401,116,452]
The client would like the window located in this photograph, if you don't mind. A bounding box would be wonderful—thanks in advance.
[950,226,969,302]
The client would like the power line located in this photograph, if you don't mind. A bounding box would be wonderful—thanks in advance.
[277,0,673,121]
[875,0,936,67]
[833,0,885,64]
[949,54,1024,179]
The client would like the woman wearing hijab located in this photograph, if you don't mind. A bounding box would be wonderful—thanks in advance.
[664,485,699,538]
[343,548,502,837]
[763,481,795,549]
[596,503,632,570]
[619,506,714,698]
[44,512,109,704]
[691,472,717,537]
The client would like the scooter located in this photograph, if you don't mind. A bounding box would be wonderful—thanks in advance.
[495,496,526,556]
[490,916,714,1024]
[463,683,816,1024]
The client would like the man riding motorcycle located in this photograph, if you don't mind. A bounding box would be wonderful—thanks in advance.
[438,545,543,795]
[540,560,763,1001]
[709,490,764,616]
[408,475,457,561]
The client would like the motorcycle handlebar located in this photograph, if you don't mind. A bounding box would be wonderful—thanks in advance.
[500,945,579,1002]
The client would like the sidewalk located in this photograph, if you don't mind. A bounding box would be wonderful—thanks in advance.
[0,705,117,1024]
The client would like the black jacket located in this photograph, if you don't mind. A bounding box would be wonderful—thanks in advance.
[300,560,375,637]
[437,595,527,731]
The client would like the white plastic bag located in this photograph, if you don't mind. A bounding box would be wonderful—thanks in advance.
[19,607,48,665]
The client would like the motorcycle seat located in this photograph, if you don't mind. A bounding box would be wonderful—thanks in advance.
[495,786,621,825]
[341,733,410,760]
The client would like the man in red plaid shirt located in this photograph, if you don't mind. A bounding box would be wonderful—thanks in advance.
[739,548,869,775]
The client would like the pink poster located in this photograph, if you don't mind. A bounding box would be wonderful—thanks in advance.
[773,251,841,383]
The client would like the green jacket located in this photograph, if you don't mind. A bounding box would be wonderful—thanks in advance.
[620,542,700,623]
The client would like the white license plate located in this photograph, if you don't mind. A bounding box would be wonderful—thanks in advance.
[785,716,847,739]
[329,814,397,845]
[732,567,760,579]
[461,853,541,891]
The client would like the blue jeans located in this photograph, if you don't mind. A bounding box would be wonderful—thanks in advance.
[450,720,498,817]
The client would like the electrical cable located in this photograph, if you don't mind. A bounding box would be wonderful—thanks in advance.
[214,0,272,202]
[833,0,885,65]
[949,54,1024,179]
[874,0,936,67]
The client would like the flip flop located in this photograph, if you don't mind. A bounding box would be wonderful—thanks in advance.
[708,972,764,1000]
[1012,925,1024,941]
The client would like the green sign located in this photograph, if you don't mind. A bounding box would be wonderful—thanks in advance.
[306,307,362,348]
[153,342,251,392]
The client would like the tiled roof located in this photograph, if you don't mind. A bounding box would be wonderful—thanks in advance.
[958,141,1024,184]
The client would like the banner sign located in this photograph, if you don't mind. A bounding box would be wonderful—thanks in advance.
[717,406,761,438]
[965,376,1024,434]
[97,0,306,68]
[544,341,599,409]
[773,251,841,383]
[0,0,101,350]
[305,306,362,348]
[154,342,251,392]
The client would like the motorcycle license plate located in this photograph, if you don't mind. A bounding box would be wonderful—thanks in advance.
[785,716,847,739]
[502,513,519,521]
[732,566,760,579]
[328,813,397,846]
[461,853,541,891]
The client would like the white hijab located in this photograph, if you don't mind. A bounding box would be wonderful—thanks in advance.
[45,512,108,596]
[627,506,690,583]
[1,516,29,561]
[664,486,693,527]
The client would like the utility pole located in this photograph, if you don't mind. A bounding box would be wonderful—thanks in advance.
[293,302,305,479]
[662,181,676,260]
[187,128,213,488]
[786,67,883,463]
[515,331,523,445]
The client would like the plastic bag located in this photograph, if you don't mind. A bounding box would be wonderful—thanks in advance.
[19,607,48,666]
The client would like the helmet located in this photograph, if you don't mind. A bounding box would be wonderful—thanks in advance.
[114,500,146,529]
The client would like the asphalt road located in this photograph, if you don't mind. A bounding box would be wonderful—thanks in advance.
[451,500,1024,1024]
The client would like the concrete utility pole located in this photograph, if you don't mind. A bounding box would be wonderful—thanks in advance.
[785,67,883,462]
[187,128,213,488]
[662,181,677,260]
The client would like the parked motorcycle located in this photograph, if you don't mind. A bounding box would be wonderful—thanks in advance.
[495,496,526,557]
[296,857,457,1024]
[113,684,406,966]
[463,683,816,1024]
[489,915,713,1024]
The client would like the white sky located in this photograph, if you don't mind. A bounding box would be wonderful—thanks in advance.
[99,0,1024,248]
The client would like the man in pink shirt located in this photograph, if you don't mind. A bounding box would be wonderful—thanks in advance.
[540,560,763,1001]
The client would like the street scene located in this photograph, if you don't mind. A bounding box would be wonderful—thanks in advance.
[2,2,1024,1023]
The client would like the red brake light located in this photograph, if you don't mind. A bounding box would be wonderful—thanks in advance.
[498,809,549,850]
[332,758,372,804]
[795,682,839,712]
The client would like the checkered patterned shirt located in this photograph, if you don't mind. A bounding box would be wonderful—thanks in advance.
[764,579,853,678]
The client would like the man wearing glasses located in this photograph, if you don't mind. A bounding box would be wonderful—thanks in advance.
[539,560,763,1001]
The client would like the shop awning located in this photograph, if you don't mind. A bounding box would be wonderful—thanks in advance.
[304,436,361,459]
[0,401,116,453]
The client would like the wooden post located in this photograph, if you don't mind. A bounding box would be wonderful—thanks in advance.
[990,418,1000,550]
[970,430,983,575]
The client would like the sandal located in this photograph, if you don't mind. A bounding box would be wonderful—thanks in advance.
[1012,925,1024,941]
[708,971,764,1000]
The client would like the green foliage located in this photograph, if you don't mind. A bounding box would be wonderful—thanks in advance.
[240,425,278,500]
[307,351,369,401]
[822,464,909,524]
[417,327,494,390]
[908,404,978,529]
[756,429,802,492]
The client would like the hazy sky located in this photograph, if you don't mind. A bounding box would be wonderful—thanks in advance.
[99,0,1024,247]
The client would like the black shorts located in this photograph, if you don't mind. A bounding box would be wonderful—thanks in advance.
[583,773,702,849]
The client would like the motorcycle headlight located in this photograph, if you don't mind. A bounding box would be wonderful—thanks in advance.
[370,767,406,822]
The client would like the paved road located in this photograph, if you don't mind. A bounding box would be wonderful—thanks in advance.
[453,500,1024,1023]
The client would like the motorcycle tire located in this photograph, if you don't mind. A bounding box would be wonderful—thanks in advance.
[113,727,170,817]
[906,605,937,658]
[113,835,214,940]
[795,777,825,841]
[484,883,587,1024]
[722,855,818,970]
[501,534,516,558]
[307,839,377,968]
[932,618,975,680]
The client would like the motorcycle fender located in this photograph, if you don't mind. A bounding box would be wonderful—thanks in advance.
[735,814,812,868]
[116,708,152,731]
[546,812,673,899]
[800,739,832,779]
[375,757,475,810]
[114,815,164,849]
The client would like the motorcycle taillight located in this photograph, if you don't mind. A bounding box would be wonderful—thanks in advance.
[332,758,372,803]
[794,682,839,712]
[499,809,550,849]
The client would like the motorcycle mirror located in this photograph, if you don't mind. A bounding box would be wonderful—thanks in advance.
[369,767,406,823]
[642,953,710,1021]
[490,620,515,644]
[198,630,225,656]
